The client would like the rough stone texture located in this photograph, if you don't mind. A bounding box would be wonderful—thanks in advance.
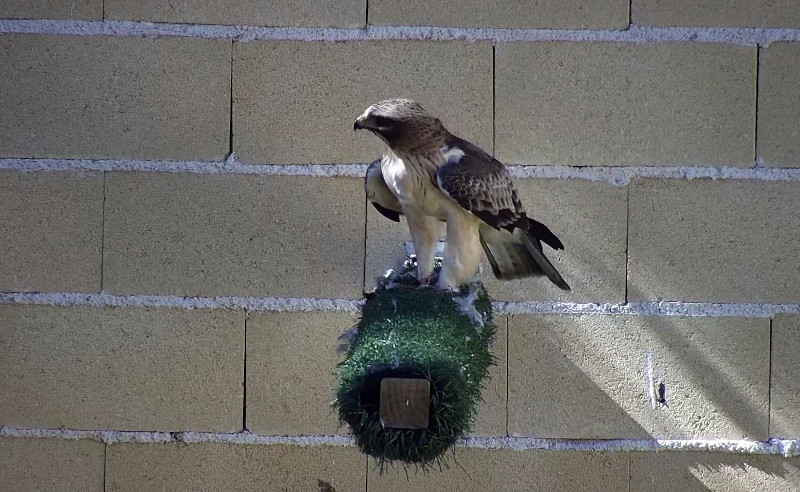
[508,315,770,440]
[482,179,627,302]
[103,172,365,298]
[0,170,103,293]
[106,442,365,491]
[495,42,755,167]
[770,315,800,438]
[630,452,800,492]
[370,448,628,491]
[234,40,492,164]
[246,311,357,435]
[0,0,102,20]
[0,305,244,432]
[364,208,438,293]
[245,310,506,437]
[106,0,365,27]
[633,0,800,28]
[758,43,800,168]
[0,437,105,492]
[365,178,627,303]
[628,179,800,303]
[0,35,230,160]
[471,315,507,437]
[369,0,629,29]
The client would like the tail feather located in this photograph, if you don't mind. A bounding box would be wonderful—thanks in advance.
[479,224,571,291]
[528,218,564,250]
[519,230,571,291]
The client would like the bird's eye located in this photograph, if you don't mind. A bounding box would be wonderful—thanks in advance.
[373,116,392,127]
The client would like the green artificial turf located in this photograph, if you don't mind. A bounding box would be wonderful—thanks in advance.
[334,263,496,467]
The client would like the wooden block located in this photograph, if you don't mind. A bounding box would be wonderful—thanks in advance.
[379,378,431,429]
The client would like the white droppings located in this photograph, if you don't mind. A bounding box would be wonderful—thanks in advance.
[1,20,800,46]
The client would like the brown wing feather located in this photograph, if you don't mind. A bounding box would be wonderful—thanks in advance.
[436,139,528,232]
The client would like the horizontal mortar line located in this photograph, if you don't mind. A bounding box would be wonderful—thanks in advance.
[1,20,800,45]
[495,301,800,318]
[3,158,800,185]
[2,292,800,318]
[464,437,800,457]
[506,165,800,186]
[0,292,364,312]
[1,426,798,457]
[0,157,367,178]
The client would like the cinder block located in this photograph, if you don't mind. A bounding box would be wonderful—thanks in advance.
[0,0,102,20]
[0,305,244,432]
[508,315,770,440]
[365,178,627,303]
[628,179,800,303]
[471,315,507,437]
[233,41,492,164]
[106,0,365,27]
[0,170,103,293]
[771,315,800,437]
[0,35,230,160]
[103,172,365,298]
[633,0,800,28]
[630,452,800,492]
[0,437,105,492]
[106,442,365,491]
[246,310,507,437]
[369,447,628,492]
[483,179,627,302]
[368,0,628,29]
[246,311,357,435]
[495,42,755,167]
[365,204,443,293]
[758,42,800,168]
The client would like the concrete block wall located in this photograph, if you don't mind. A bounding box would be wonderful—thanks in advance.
[1,2,800,491]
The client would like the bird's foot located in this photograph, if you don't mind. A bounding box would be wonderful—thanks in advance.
[418,271,439,288]
[434,280,461,293]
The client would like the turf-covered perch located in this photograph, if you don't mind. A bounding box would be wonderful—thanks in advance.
[334,260,496,466]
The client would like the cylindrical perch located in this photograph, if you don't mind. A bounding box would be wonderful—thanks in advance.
[334,270,496,466]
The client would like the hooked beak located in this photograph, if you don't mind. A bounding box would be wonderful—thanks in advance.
[353,115,367,131]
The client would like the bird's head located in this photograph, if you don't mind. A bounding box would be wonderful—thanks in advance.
[354,99,449,153]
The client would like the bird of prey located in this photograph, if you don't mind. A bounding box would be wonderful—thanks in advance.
[356,98,570,292]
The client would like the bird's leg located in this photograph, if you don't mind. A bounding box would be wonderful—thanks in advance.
[438,211,482,291]
[405,210,440,284]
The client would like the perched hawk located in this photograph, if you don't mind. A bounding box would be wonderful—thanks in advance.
[356,99,570,292]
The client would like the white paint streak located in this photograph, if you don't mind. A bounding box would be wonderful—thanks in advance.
[645,350,658,410]
[2,426,798,456]
[1,20,800,46]
[3,158,800,185]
